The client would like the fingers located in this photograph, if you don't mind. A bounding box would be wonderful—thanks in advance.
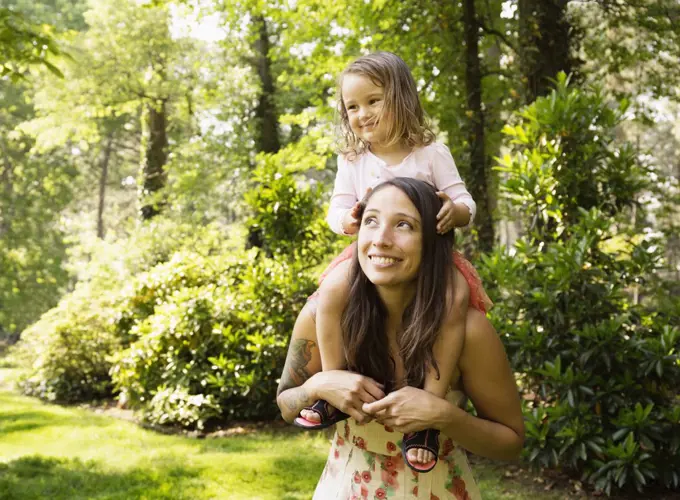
[345,406,368,423]
[362,394,393,415]
[437,213,454,233]
[362,381,386,402]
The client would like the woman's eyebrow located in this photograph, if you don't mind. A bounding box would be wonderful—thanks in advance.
[396,212,418,221]
[364,208,420,223]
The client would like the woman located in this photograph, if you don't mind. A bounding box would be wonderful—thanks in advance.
[277,178,524,499]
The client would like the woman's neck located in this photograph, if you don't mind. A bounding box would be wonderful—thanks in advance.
[376,283,416,323]
[369,141,411,166]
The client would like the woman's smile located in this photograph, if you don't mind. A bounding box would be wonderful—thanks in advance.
[368,254,402,267]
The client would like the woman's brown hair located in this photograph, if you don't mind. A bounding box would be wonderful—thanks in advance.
[341,177,455,392]
[337,52,436,160]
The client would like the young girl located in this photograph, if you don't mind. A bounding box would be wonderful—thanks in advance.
[293,51,491,473]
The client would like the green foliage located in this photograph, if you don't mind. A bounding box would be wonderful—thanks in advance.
[111,250,316,428]
[0,7,63,80]
[244,133,342,262]
[14,281,122,402]
[497,74,648,240]
[12,221,232,403]
[0,77,76,338]
[481,76,680,495]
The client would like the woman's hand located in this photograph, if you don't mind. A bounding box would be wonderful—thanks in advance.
[308,370,386,423]
[362,386,451,433]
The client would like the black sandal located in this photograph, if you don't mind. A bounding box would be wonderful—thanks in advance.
[293,399,349,430]
[401,428,440,473]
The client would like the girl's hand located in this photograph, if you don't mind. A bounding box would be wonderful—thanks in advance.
[342,188,373,235]
[309,370,385,423]
[436,191,456,234]
[362,386,450,433]
[342,204,361,235]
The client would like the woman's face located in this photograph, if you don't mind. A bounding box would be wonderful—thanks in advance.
[357,186,423,288]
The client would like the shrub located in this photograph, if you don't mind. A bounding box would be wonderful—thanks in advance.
[111,253,316,427]
[15,281,121,402]
[483,74,680,495]
[14,222,238,403]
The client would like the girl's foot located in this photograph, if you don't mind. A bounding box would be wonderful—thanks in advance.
[407,447,435,466]
[402,428,440,473]
[293,399,349,430]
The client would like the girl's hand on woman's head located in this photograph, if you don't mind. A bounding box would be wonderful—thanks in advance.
[343,188,373,235]
[362,386,449,434]
[435,191,456,234]
[342,205,361,235]
[308,370,386,424]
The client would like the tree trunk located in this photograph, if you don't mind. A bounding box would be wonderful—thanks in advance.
[252,15,280,154]
[97,133,114,239]
[247,15,281,252]
[140,100,168,220]
[518,0,573,103]
[462,0,494,252]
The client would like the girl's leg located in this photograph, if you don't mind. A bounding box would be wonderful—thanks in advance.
[299,260,353,424]
[407,269,469,465]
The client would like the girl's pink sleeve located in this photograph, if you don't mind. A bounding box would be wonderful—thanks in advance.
[326,155,358,235]
[430,143,477,226]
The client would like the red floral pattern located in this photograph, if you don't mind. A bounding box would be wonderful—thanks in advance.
[313,404,481,499]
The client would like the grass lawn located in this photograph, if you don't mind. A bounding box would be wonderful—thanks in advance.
[0,368,580,499]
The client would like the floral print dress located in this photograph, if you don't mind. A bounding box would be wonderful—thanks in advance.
[312,390,481,500]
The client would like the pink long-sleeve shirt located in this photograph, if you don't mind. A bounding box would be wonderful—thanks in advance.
[326,142,476,235]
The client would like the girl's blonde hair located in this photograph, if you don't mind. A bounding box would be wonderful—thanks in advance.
[337,51,435,160]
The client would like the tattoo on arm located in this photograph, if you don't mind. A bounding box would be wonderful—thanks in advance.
[280,386,312,411]
[277,339,317,395]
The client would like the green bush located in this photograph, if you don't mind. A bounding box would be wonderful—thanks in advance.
[110,145,333,426]
[14,136,337,427]
[483,75,680,495]
[111,253,316,428]
[15,281,121,402]
[14,222,240,404]
[244,137,342,262]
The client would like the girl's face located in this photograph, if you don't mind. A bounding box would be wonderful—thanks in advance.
[358,186,423,288]
[341,73,389,146]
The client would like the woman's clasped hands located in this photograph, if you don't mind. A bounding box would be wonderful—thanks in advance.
[362,386,449,434]
[307,370,385,424]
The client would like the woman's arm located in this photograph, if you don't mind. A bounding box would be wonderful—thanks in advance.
[435,308,525,460]
[277,304,323,423]
[363,309,524,460]
[276,304,385,423]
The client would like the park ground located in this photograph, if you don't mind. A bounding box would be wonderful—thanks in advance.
[1,368,677,500]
